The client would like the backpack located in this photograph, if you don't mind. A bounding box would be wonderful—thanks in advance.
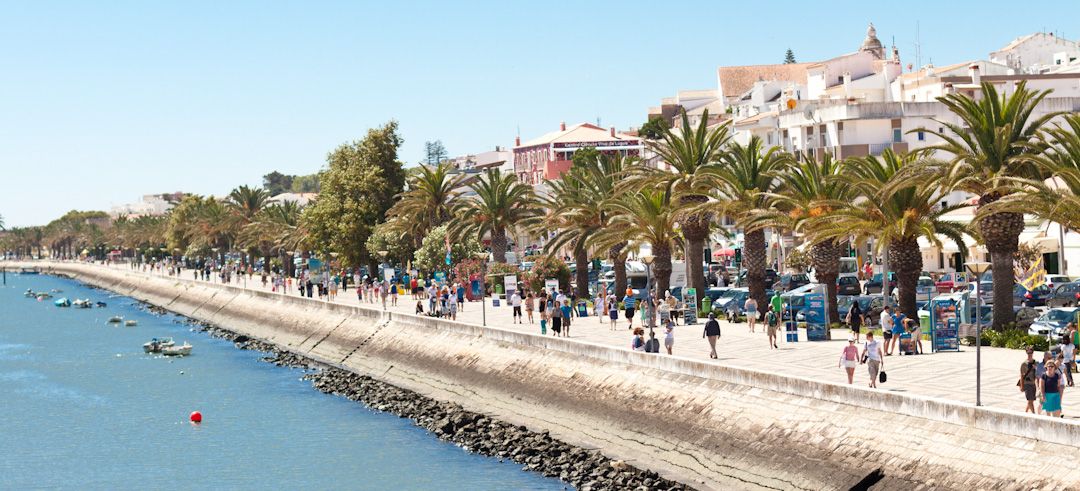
[766,311,779,327]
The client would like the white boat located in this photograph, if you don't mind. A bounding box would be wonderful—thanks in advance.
[51,289,63,293]
[161,342,192,356]
[72,299,93,309]
[107,316,123,323]
[24,289,35,297]
[36,292,52,299]
[124,320,138,326]
[143,337,174,353]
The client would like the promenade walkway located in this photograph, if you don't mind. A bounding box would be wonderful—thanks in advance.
[91,262,1078,418]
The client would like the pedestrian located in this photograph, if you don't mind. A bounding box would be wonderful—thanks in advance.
[881,306,895,355]
[560,298,572,336]
[608,293,619,330]
[770,291,783,320]
[765,309,780,349]
[540,304,548,335]
[1039,360,1064,418]
[525,292,535,323]
[839,336,860,384]
[305,278,313,298]
[631,327,645,351]
[410,276,418,299]
[891,309,906,355]
[703,312,721,359]
[448,293,458,321]
[663,318,674,355]
[329,277,338,301]
[623,289,636,330]
[595,291,604,323]
[551,300,563,336]
[906,318,923,355]
[415,300,424,315]
[1020,347,1038,414]
[538,291,547,320]
[391,281,398,306]
[745,296,759,333]
[456,283,465,311]
[1061,335,1076,387]
[511,290,522,324]
[862,331,884,388]
[846,300,864,342]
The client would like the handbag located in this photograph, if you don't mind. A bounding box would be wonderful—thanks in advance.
[879,370,887,383]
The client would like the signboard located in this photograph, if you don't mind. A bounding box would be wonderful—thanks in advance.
[683,288,697,325]
[804,293,828,341]
[545,279,559,295]
[504,275,517,299]
[469,274,481,301]
[445,252,451,265]
[553,140,641,149]
[434,272,446,285]
[384,268,395,282]
[931,297,959,351]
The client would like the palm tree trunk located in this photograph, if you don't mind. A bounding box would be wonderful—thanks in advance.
[490,228,508,264]
[810,240,841,337]
[610,242,627,297]
[978,198,1023,330]
[679,197,711,307]
[574,246,589,300]
[889,237,922,320]
[652,242,672,299]
[744,228,768,321]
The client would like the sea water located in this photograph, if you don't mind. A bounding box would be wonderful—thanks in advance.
[0,273,570,490]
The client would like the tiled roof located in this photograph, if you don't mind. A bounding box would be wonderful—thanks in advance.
[717,62,815,98]
[734,111,778,126]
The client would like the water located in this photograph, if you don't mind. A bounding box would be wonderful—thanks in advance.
[0,273,570,490]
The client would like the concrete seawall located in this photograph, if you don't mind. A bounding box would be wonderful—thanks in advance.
[32,263,1080,490]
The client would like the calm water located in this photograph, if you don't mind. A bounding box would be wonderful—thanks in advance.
[0,273,570,490]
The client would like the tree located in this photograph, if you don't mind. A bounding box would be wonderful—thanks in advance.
[569,146,600,168]
[226,185,270,264]
[638,116,665,140]
[291,173,320,193]
[785,249,810,273]
[413,224,481,273]
[384,161,464,248]
[263,171,295,196]
[704,137,789,319]
[0,213,5,230]
[366,220,420,268]
[908,81,1058,329]
[303,121,406,269]
[784,48,796,64]
[822,149,967,321]
[448,168,539,264]
[631,109,732,307]
[424,140,448,167]
[594,188,681,295]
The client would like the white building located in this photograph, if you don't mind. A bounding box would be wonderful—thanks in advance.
[268,193,317,206]
[109,192,182,217]
[990,32,1080,74]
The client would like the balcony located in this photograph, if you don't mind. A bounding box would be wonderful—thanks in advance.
[807,142,910,161]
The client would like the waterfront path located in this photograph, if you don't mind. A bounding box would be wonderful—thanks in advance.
[80,263,1079,418]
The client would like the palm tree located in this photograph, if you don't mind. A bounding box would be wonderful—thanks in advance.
[449,169,539,264]
[823,150,968,320]
[909,81,1058,329]
[746,152,851,327]
[703,137,789,318]
[242,200,307,275]
[227,185,270,265]
[0,213,5,230]
[386,162,464,248]
[630,110,732,306]
[593,187,682,295]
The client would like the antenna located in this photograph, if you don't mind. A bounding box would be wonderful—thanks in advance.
[914,21,923,71]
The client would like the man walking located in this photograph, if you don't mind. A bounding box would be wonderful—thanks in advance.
[1021,347,1038,414]
[703,312,721,359]
[880,306,894,355]
[511,290,522,324]
[862,331,884,388]
[770,290,783,321]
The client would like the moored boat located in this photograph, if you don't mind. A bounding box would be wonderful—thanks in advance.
[19,266,40,274]
[54,298,70,307]
[36,292,52,299]
[124,320,138,326]
[24,289,35,298]
[72,299,92,309]
[142,337,174,353]
[161,342,192,356]
[95,301,107,308]
[107,316,123,323]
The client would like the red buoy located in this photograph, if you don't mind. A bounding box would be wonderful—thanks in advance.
[190,411,202,423]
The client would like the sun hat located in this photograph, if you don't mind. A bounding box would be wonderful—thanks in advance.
[848,336,856,342]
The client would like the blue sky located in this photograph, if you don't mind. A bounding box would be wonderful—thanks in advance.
[0,0,1072,227]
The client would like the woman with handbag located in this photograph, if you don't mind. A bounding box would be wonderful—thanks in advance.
[846,301,864,342]
[839,336,861,384]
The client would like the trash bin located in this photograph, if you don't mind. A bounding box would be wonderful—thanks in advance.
[702,296,712,314]
[920,314,931,341]
[495,284,504,297]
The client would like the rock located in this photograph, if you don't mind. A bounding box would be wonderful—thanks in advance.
[610,460,628,471]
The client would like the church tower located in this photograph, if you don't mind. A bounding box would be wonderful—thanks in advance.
[859,22,886,59]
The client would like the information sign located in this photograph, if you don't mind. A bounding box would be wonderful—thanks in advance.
[805,293,829,341]
[683,288,697,325]
[931,297,959,351]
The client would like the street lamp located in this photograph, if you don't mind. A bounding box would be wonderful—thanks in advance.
[641,254,655,334]
[965,261,991,406]
[476,252,488,326]
[378,251,389,310]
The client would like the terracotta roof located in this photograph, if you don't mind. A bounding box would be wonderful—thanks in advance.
[717,63,815,98]
[734,111,778,126]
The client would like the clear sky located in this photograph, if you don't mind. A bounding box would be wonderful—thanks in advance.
[0,0,1072,227]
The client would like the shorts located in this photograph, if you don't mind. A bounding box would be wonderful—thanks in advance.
[664,338,674,348]
[883,331,893,340]
[513,306,522,316]
[625,308,635,320]
[412,287,419,294]
[842,359,858,369]
[746,308,757,317]
[850,323,862,334]
[867,359,881,380]
[610,309,618,320]
[1024,384,1037,401]
[767,324,779,337]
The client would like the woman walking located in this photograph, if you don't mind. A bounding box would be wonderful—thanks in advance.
[525,292,535,323]
[745,296,759,333]
[663,318,675,355]
[608,294,619,331]
[838,336,860,384]
[623,289,636,330]
[1040,360,1064,418]
[846,300,864,342]
[550,300,563,336]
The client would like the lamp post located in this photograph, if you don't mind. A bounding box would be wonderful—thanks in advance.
[641,254,655,336]
[476,252,488,326]
[965,261,991,406]
[378,251,389,311]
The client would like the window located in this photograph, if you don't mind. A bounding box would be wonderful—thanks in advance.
[893,129,902,143]
[938,127,944,134]
[918,132,925,141]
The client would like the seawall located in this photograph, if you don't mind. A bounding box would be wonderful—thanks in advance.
[27,262,1080,490]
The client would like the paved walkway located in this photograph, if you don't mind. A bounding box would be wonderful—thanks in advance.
[90,262,1079,418]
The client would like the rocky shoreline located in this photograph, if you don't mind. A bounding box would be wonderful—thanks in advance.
[130,302,693,491]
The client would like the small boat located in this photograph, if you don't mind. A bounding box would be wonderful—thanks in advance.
[51,289,63,293]
[143,337,174,353]
[36,292,52,299]
[54,298,71,307]
[95,301,107,308]
[72,299,93,309]
[107,316,123,323]
[19,266,40,274]
[24,289,35,298]
[124,320,138,326]
[161,342,192,356]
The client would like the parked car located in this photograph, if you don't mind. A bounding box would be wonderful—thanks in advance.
[736,269,778,288]
[935,272,973,293]
[704,287,731,305]
[1014,283,1049,307]
[965,281,995,305]
[837,276,861,295]
[1045,275,1073,291]
[864,272,897,295]
[718,288,750,319]
[772,273,810,292]
[837,295,895,327]
[711,288,745,312]
[707,264,726,285]
[1029,307,1080,337]
[1047,281,1080,308]
[982,306,1040,331]
[893,276,938,302]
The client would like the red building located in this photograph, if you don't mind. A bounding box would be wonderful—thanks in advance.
[513,122,643,185]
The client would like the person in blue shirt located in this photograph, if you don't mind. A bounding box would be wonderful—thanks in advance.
[890,310,906,355]
[623,289,637,330]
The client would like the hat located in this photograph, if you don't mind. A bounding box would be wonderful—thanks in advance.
[847,336,856,342]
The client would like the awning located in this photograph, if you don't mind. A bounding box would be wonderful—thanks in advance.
[1020,230,1059,253]
[713,248,736,257]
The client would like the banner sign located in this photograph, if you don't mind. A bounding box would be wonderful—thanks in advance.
[683,288,697,325]
[804,293,828,341]
[504,275,517,298]
[384,268,395,282]
[931,297,959,351]
[545,279,559,294]
[553,140,641,149]
[434,271,446,285]
[469,274,481,301]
